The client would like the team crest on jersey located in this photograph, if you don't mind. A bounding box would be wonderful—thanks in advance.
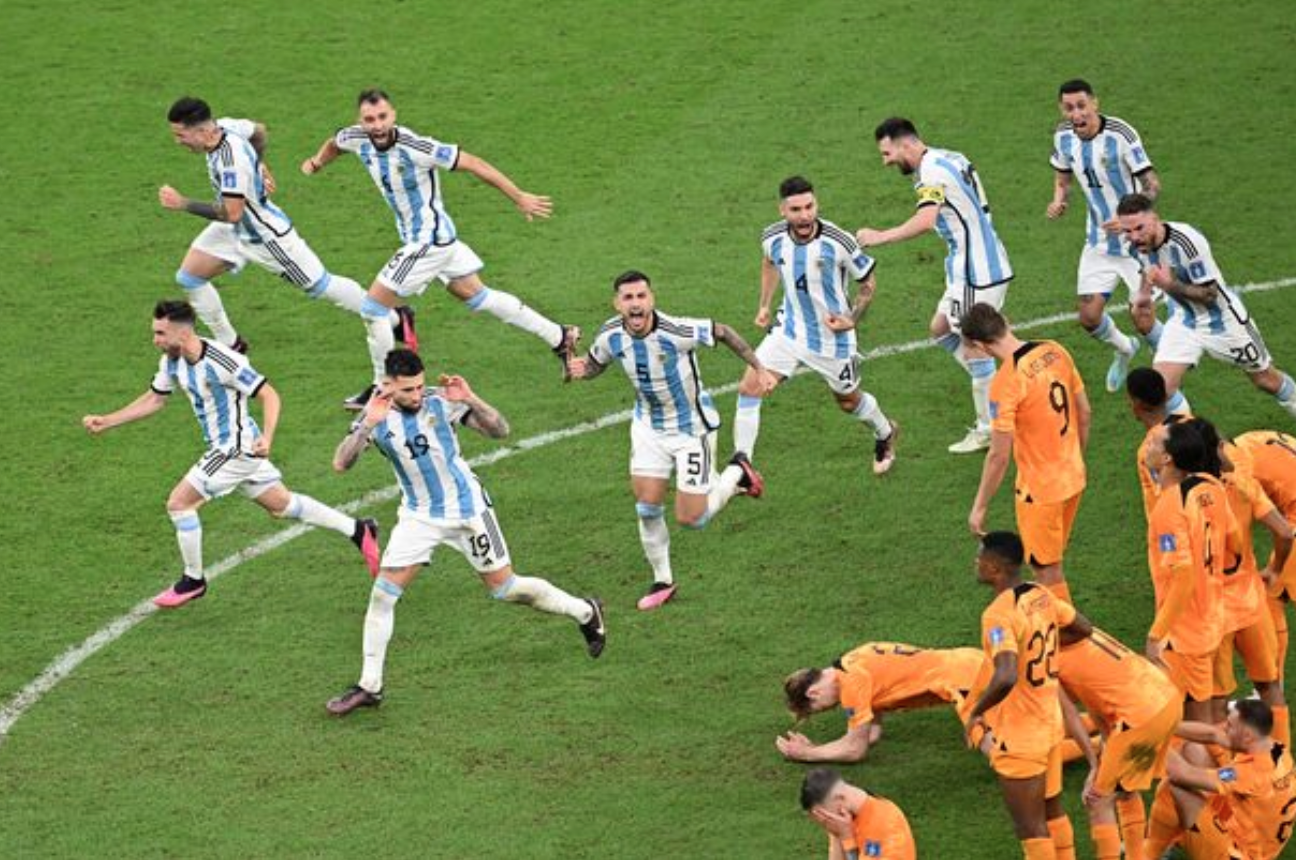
[1158,534,1177,552]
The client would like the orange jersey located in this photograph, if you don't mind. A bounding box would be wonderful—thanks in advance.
[1136,413,1190,522]
[989,340,1087,505]
[1234,431,1296,516]
[1058,628,1180,729]
[841,794,917,860]
[980,584,1076,754]
[1220,442,1277,633]
[1147,474,1230,655]
[1207,743,1296,860]
[835,643,988,730]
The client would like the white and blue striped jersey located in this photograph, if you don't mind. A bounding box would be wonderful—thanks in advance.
[914,147,1014,289]
[1132,222,1250,334]
[590,312,721,437]
[364,391,489,520]
[761,219,874,359]
[207,118,293,243]
[1051,115,1154,256]
[151,339,265,454]
[334,125,461,246]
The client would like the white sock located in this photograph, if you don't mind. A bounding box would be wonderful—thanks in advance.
[1275,373,1296,417]
[312,274,368,314]
[180,277,238,346]
[466,287,562,347]
[491,574,591,622]
[851,391,892,438]
[285,493,355,537]
[361,296,399,384]
[1145,319,1164,350]
[705,466,744,520]
[359,579,402,693]
[734,395,763,457]
[169,510,203,579]
[965,357,996,432]
[1090,313,1135,355]
[636,503,673,585]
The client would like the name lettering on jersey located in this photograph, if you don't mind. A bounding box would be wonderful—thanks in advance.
[916,185,945,205]
[1158,534,1178,552]
[222,171,237,189]
[1022,350,1061,379]
[1218,766,1237,783]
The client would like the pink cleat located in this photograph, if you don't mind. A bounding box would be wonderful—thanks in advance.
[153,577,207,608]
[637,582,677,611]
[352,518,381,578]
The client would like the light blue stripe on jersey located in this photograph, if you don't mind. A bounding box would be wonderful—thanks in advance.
[370,145,407,242]
[658,338,693,436]
[1079,138,1105,249]
[427,398,474,515]
[1101,137,1129,256]
[935,156,1005,284]
[769,236,796,342]
[818,241,851,359]
[397,149,425,241]
[181,360,209,443]
[203,364,233,449]
[373,432,421,512]
[791,242,821,353]
[630,336,666,431]
[400,410,449,518]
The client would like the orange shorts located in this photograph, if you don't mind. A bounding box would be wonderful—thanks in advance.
[1212,614,1279,695]
[1182,801,1245,860]
[1095,696,1183,794]
[1015,491,1081,568]
[1162,648,1214,703]
[990,738,1063,798]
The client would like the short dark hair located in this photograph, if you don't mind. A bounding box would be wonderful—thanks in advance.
[1126,367,1168,408]
[1183,418,1224,477]
[959,303,1009,344]
[783,668,822,720]
[1117,193,1156,217]
[779,176,814,199]
[800,768,843,811]
[358,88,392,107]
[1233,698,1274,737]
[612,270,652,292]
[154,300,196,326]
[167,97,212,126]
[385,347,424,378]
[1058,79,1094,98]
[981,531,1025,568]
[1165,421,1209,474]
[874,117,919,142]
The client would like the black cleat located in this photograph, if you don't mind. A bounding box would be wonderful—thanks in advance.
[873,420,900,476]
[579,597,606,658]
[343,385,377,411]
[554,325,581,381]
[351,518,381,577]
[392,305,419,351]
[729,451,764,498]
[326,684,384,716]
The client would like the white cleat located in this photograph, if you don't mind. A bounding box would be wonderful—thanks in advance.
[948,427,991,454]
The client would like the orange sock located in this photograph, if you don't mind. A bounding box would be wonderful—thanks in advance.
[1046,580,1072,603]
[1022,836,1057,860]
[1116,793,1146,860]
[1144,782,1181,859]
[1089,822,1121,860]
[1047,815,1075,860]
[1273,704,1290,749]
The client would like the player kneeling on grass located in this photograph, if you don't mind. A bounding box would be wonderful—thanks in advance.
[777,642,989,763]
[81,300,381,607]
[325,348,605,716]
[566,270,778,611]
[799,767,917,860]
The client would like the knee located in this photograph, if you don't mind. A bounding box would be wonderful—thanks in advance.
[677,510,711,530]
[1076,300,1103,329]
[835,394,860,414]
[636,502,664,521]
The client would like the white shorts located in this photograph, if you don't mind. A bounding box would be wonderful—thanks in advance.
[939,281,1010,333]
[1155,313,1273,373]
[183,449,283,500]
[1077,245,1142,297]
[630,420,718,494]
[191,222,327,290]
[380,505,512,573]
[755,332,860,395]
[376,241,484,298]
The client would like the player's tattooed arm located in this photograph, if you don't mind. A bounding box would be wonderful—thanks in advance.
[850,273,877,324]
[461,398,510,439]
[333,423,372,472]
[248,123,269,159]
[566,354,608,381]
[158,185,244,222]
[714,323,763,370]
[1164,278,1219,305]
[1136,168,1161,201]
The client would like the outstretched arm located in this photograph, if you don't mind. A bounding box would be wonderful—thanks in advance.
[776,725,872,763]
[454,151,552,221]
[442,375,510,439]
[301,138,342,175]
[857,205,939,248]
[158,187,246,223]
[566,354,609,382]
[82,390,168,434]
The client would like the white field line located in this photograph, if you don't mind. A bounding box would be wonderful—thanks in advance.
[3,276,1294,744]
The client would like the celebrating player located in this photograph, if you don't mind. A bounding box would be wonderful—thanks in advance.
[82,301,380,607]
[325,349,605,715]
[858,118,1013,453]
[732,176,898,477]
[1047,79,1162,392]
[301,89,578,409]
[567,271,776,610]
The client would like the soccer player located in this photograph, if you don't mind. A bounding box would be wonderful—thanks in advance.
[1126,367,1190,520]
[777,642,989,763]
[567,271,776,610]
[1143,420,1232,724]
[1058,627,1183,860]
[731,176,898,476]
[965,532,1093,860]
[301,89,578,409]
[325,349,604,715]
[962,305,1090,601]
[1118,192,1296,420]
[1047,79,1163,393]
[1145,699,1296,860]
[160,97,404,398]
[82,301,380,607]
[858,118,1013,453]
[799,768,917,860]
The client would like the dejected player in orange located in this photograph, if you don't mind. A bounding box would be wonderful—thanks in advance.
[964,531,1094,860]
[1146,699,1296,860]
[799,767,917,860]
[1058,627,1183,860]
[963,305,1090,603]
[1125,366,1190,522]
[778,642,989,762]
